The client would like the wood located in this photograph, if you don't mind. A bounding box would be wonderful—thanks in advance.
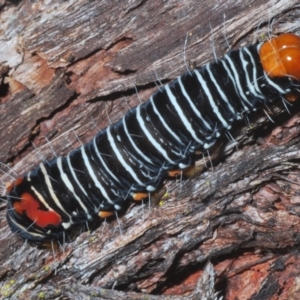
[0,0,300,299]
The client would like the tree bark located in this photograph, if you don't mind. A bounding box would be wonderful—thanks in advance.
[0,0,300,299]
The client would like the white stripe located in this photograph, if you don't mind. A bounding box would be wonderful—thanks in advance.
[150,95,185,144]
[61,221,72,229]
[239,50,264,99]
[56,157,91,219]
[39,163,73,219]
[221,60,249,112]
[206,63,236,115]
[165,84,204,144]
[93,137,121,183]
[107,125,145,186]
[244,47,264,96]
[194,70,229,128]
[30,185,55,212]
[80,145,114,205]
[224,54,253,108]
[263,72,287,94]
[136,105,177,163]
[177,76,213,130]
[7,213,46,239]
[67,154,89,197]
[123,115,154,165]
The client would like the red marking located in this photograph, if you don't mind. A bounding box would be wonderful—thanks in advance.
[6,177,24,193]
[13,192,62,228]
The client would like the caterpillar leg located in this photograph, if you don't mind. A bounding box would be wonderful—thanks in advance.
[132,192,149,201]
[131,188,166,205]
[285,92,299,103]
[167,142,225,179]
[98,211,115,218]
[98,188,161,245]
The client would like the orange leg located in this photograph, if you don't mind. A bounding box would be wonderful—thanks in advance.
[168,170,182,177]
[132,189,166,205]
[285,92,299,103]
[132,192,149,201]
[98,210,115,218]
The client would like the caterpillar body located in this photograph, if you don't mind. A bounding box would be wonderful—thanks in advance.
[6,33,300,245]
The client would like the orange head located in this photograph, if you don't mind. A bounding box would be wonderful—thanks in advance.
[259,33,300,80]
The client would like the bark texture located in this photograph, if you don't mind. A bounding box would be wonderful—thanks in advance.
[0,0,300,299]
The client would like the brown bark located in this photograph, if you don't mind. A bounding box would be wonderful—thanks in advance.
[0,0,300,299]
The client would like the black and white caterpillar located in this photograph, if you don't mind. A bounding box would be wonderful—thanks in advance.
[6,33,300,245]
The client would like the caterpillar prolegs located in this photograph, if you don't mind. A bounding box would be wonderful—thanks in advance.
[6,33,300,245]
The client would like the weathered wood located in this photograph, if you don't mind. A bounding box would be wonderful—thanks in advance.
[0,0,300,299]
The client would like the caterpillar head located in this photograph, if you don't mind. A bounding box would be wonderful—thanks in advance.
[259,33,300,80]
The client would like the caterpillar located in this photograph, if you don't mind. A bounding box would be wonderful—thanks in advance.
[5,33,300,245]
